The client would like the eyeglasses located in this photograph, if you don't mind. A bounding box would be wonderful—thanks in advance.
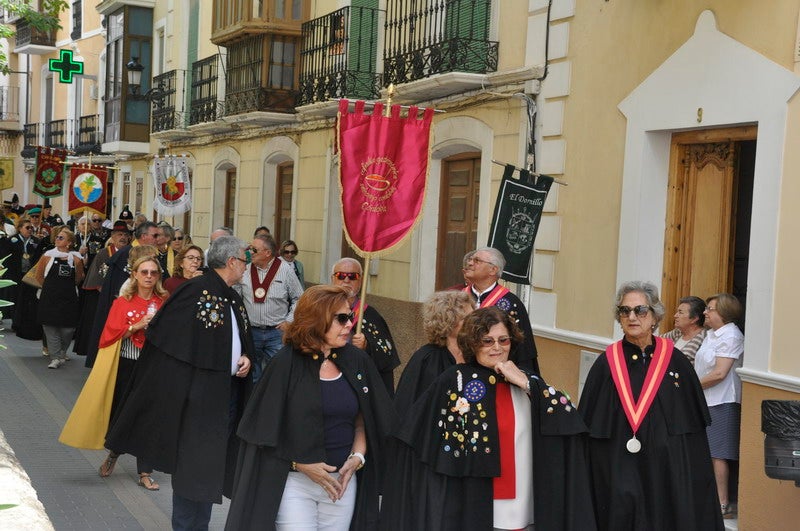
[56,235,67,241]
[247,246,262,254]
[282,249,298,255]
[22,226,32,230]
[616,305,652,318]
[333,312,355,325]
[480,336,512,347]
[175,236,184,241]
[467,256,494,267]
[138,269,160,277]
[232,256,250,264]
[30,214,40,218]
[704,307,718,313]
[184,255,202,262]
[333,271,361,281]
[91,218,101,222]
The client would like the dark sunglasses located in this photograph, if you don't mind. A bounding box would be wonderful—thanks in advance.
[480,336,512,347]
[333,312,355,325]
[282,249,298,255]
[138,269,160,277]
[616,305,652,318]
[22,225,33,230]
[91,218,101,222]
[333,271,360,281]
[175,236,184,241]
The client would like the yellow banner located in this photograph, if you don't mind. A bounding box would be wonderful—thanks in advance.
[0,157,13,190]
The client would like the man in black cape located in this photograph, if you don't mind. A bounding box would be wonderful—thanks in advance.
[225,341,395,530]
[460,247,540,374]
[84,221,159,367]
[381,362,596,530]
[106,236,253,530]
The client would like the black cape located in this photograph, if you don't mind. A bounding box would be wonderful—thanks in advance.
[393,343,455,419]
[382,362,596,531]
[578,337,723,531]
[358,304,400,396]
[105,270,255,503]
[225,343,395,531]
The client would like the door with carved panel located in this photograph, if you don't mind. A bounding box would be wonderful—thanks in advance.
[436,154,481,290]
[661,127,755,317]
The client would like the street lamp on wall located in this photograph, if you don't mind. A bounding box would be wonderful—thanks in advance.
[126,56,144,95]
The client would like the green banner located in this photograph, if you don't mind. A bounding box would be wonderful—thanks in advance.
[487,164,553,284]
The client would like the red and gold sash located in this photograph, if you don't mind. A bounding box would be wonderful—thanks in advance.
[351,297,369,323]
[250,258,282,303]
[606,337,673,436]
[463,283,510,308]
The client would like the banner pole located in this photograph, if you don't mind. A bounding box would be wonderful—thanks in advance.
[355,257,369,335]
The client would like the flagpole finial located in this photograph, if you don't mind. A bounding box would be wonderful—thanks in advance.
[385,84,395,117]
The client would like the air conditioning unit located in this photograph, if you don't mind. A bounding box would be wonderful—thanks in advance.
[89,84,99,100]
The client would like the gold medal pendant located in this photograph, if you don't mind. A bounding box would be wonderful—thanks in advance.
[254,287,266,299]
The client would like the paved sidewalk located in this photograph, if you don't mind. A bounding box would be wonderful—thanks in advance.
[0,319,230,530]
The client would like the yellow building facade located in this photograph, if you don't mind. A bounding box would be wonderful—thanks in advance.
[9,0,800,527]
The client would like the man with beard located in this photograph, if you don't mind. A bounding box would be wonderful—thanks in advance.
[460,246,539,374]
[330,257,400,396]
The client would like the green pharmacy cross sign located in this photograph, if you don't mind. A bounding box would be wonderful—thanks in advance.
[49,49,84,83]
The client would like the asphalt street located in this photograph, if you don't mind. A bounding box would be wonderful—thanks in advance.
[0,318,230,530]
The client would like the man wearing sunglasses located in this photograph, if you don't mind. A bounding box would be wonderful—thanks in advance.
[234,234,303,383]
[461,247,540,375]
[330,257,400,396]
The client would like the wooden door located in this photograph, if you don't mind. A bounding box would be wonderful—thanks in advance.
[436,153,480,290]
[662,127,756,315]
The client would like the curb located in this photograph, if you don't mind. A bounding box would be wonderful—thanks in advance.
[0,429,53,530]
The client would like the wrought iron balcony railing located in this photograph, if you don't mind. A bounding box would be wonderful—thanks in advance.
[223,87,298,116]
[14,19,57,49]
[383,0,498,86]
[75,115,104,155]
[0,86,20,123]
[190,55,221,125]
[151,70,181,132]
[45,119,69,149]
[298,6,382,105]
[22,123,40,158]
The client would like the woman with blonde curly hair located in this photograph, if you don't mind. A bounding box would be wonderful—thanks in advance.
[393,291,474,416]
[60,256,168,491]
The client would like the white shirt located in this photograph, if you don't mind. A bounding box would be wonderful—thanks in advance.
[694,322,744,406]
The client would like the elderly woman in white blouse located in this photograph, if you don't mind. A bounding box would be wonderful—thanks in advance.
[693,293,744,519]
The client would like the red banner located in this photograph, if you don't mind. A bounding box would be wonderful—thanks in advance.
[68,165,108,217]
[33,147,68,198]
[337,99,433,256]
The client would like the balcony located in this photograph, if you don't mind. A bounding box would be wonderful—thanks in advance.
[75,115,104,155]
[13,19,57,55]
[0,86,21,131]
[187,54,228,134]
[151,69,183,134]
[45,119,70,148]
[383,0,498,100]
[22,123,40,158]
[211,0,306,46]
[297,6,381,111]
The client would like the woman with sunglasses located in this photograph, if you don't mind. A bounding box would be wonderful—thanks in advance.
[579,281,723,530]
[164,245,204,294]
[3,216,40,311]
[383,306,595,530]
[171,228,187,252]
[61,256,167,491]
[34,227,85,368]
[280,239,305,288]
[226,284,394,530]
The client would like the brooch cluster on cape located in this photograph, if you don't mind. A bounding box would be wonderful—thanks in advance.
[196,290,228,329]
[439,369,494,458]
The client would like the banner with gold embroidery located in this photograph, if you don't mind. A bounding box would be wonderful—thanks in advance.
[153,155,191,215]
[337,99,433,257]
[33,146,68,198]
[67,164,107,217]
[0,157,13,190]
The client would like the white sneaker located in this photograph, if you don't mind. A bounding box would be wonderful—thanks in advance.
[48,359,63,369]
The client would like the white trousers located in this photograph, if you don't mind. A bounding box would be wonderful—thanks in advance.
[275,471,357,531]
